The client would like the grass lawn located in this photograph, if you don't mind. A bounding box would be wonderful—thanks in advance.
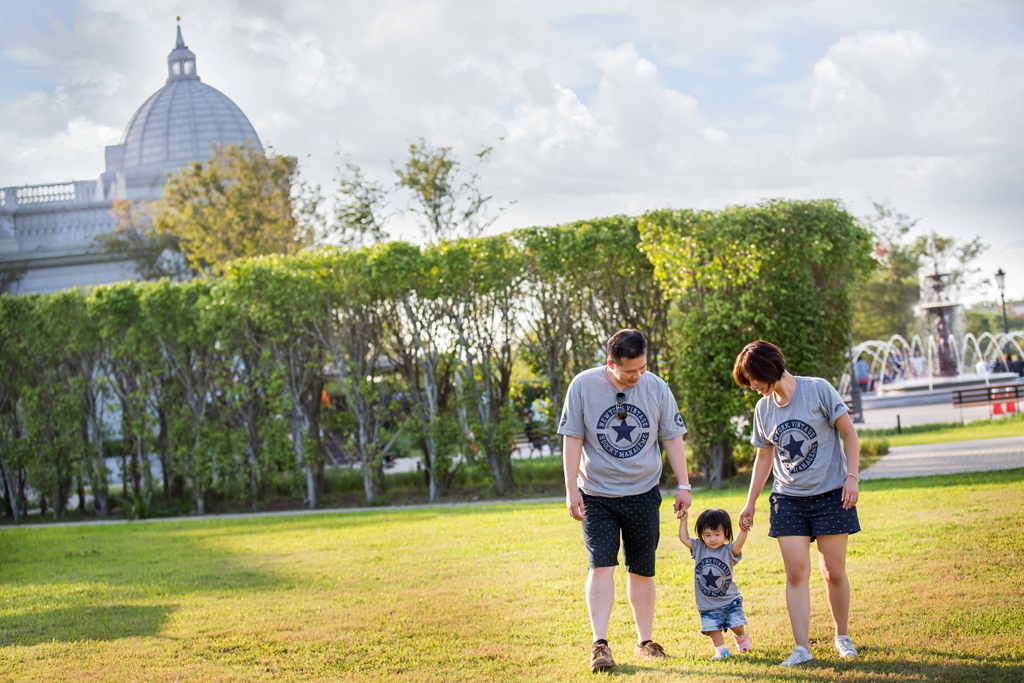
[2,469,1023,682]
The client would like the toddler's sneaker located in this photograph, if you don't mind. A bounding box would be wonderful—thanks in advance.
[711,648,729,661]
[734,633,752,653]
[780,645,813,667]
[835,635,858,658]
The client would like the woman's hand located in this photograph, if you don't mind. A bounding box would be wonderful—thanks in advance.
[739,502,755,531]
[842,475,859,509]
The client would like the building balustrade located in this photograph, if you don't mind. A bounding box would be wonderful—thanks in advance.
[0,180,102,211]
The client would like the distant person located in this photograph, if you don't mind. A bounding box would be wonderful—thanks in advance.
[855,357,869,392]
[677,508,752,661]
[909,349,926,378]
[975,359,990,376]
[1012,354,1024,377]
[560,328,692,673]
[733,341,861,667]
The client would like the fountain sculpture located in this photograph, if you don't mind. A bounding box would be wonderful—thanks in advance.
[846,269,1023,395]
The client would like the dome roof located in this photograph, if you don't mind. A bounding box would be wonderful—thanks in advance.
[107,25,261,174]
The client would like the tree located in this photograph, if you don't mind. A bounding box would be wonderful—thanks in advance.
[46,290,111,518]
[0,295,35,521]
[95,199,193,281]
[379,242,463,504]
[209,277,287,510]
[640,200,874,487]
[850,202,920,343]
[141,280,230,515]
[88,283,163,503]
[396,140,504,243]
[152,142,318,276]
[0,264,26,295]
[851,202,989,343]
[294,247,405,503]
[19,299,83,520]
[441,235,523,497]
[328,160,391,248]
[912,231,988,302]
[226,256,325,509]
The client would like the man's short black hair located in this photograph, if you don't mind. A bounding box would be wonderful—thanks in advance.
[607,329,647,362]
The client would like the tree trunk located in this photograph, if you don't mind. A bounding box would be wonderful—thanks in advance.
[158,408,171,501]
[292,415,315,509]
[703,438,736,490]
[246,439,259,512]
[362,458,386,503]
[0,460,21,523]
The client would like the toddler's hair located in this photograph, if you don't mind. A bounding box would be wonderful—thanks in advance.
[695,508,734,542]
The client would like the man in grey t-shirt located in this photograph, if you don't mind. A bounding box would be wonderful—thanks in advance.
[559,329,692,672]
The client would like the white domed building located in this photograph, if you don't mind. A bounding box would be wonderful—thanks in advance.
[0,25,261,293]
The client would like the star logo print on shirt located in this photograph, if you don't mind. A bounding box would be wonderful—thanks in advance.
[595,395,650,459]
[773,419,819,473]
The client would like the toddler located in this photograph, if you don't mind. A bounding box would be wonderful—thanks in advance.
[677,508,751,660]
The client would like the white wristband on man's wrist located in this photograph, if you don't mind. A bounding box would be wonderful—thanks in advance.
[676,484,692,491]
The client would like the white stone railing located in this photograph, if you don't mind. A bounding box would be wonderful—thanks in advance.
[0,180,101,209]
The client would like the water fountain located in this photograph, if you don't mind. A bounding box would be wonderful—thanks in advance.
[847,331,1024,397]
[843,268,1023,400]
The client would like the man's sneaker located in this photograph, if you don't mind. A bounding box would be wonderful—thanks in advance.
[835,635,859,658]
[590,642,615,672]
[780,645,814,667]
[634,640,668,659]
[711,648,730,661]
[734,633,752,653]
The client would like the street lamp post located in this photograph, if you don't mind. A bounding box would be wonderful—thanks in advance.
[995,268,1009,335]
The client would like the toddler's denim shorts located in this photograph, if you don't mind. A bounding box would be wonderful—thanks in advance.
[699,596,747,633]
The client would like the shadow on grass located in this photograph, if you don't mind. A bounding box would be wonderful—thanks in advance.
[609,659,1024,682]
[780,657,1024,683]
[0,604,176,647]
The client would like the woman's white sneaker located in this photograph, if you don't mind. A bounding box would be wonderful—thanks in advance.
[835,635,858,658]
[780,645,813,667]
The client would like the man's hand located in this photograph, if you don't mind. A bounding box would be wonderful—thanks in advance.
[673,488,692,514]
[566,488,585,521]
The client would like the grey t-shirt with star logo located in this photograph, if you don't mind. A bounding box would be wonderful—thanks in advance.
[558,366,687,497]
[751,376,850,497]
[689,538,743,612]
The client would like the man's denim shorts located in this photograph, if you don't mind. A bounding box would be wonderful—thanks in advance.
[699,597,747,633]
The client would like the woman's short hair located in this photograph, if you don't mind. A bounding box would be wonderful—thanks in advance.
[695,508,734,542]
[733,340,787,388]
[607,329,647,362]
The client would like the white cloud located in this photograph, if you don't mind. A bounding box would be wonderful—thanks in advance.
[1,90,69,138]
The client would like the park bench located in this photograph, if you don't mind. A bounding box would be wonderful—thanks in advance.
[512,428,553,458]
[950,382,1022,416]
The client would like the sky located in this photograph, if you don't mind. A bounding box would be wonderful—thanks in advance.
[1,0,1022,303]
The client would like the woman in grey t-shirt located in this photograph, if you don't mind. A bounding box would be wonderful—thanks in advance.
[733,341,861,668]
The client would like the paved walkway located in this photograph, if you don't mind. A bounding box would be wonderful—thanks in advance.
[859,435,1024,480]
[855,400,1012,430]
